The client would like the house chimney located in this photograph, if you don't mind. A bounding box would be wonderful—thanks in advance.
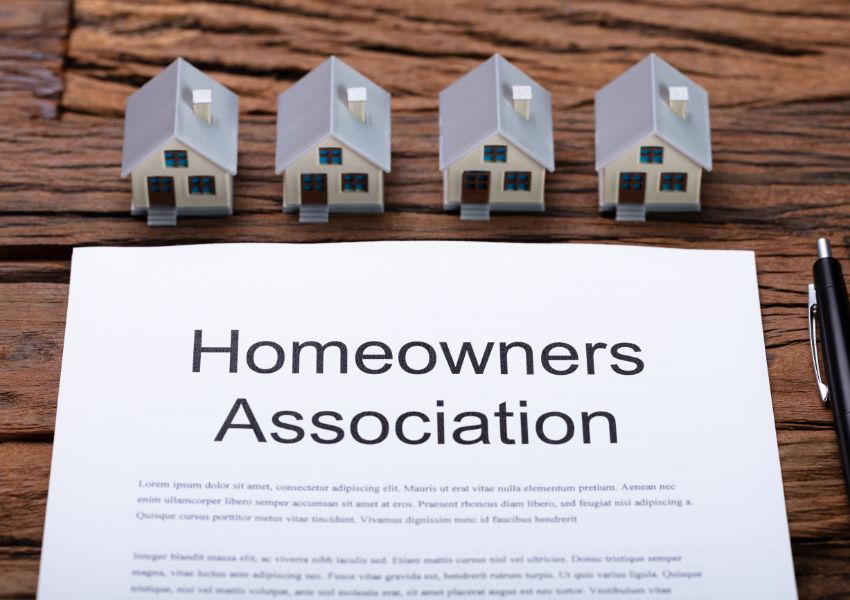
[668,86,689,119]
[512,85,532,120]
[192,89,212,124]
[347,87,367,122]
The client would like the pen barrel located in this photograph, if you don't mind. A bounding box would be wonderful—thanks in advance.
[814,257,850,492]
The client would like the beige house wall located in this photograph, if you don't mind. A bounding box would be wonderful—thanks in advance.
[129,139,232,214]
[599,133,702,210]
[282,135,384,210]
[443,134,546,210]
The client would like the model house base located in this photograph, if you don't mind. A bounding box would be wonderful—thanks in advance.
[444,200,545,221]
[131,205,233,227]
[600,201,701,223]
[283,202,384,224]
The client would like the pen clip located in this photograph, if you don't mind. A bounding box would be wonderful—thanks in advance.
[808,284,830,404]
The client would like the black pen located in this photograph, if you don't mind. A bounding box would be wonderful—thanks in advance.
[809,238,850,495]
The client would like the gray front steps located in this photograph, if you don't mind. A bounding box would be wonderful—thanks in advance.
[460,203,491,221]
[147,206,177,227]
[615,203,647,222]
[299,204,330,224]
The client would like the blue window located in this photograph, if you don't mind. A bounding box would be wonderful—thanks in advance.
[301,173,326,192]
[619,172,644,191]
[640,146,663,164]
[147,176,173,193]
[660,172,687,192]
[189,176,216,195]
[483,145,507,162]
[319,148,342,165]
[342,173,368,192]
[164,150,188,168]
[504,171,530,191]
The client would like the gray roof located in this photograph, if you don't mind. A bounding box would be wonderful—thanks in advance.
[595,53,712,171]
[439,54,554,172]
[121,58,239,177]
[275,57,391,174]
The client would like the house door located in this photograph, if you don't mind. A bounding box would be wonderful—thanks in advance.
[301,173,328,205]
[461,171,490,204]
[618,172,646,203]
[147,176,175,207]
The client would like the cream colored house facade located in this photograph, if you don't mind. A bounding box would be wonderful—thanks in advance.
[129,139,233,219]
[595,54,712,222]
[439,55,554,221]
[121,58,239,226]
[276,57,391,224]
[281,135,384,216]
[442,133,546,215]
[598,133,704,215]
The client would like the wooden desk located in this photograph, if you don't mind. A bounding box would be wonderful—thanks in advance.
[1,0,849,596]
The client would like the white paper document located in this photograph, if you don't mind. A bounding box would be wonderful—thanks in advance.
[39,242,797,598]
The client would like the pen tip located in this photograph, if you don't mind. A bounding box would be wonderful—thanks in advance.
[818,238,833,258]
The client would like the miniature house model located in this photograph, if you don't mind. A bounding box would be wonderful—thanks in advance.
[595,54,712,222]
[121,58,239,226]
[439,54,554,221]
[275,57,391,224]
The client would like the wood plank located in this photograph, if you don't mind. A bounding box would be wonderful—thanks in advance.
[0,0,69,121]
[0,262,69,284]
[63,0,850,117]
[0,443,47,599]
[0,285,66,441]
[779,430,850,537]
[0,443,51,543]
[793,542,850,599]
[1,95,849,231]
[2,0,850,596]
[0,546,40,600]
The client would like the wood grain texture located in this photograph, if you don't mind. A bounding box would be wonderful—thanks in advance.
[0,284,66,442]
[0,443,50,599]
[0,0,69,121]
[2,0,850,597]
[61,0,850,116]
